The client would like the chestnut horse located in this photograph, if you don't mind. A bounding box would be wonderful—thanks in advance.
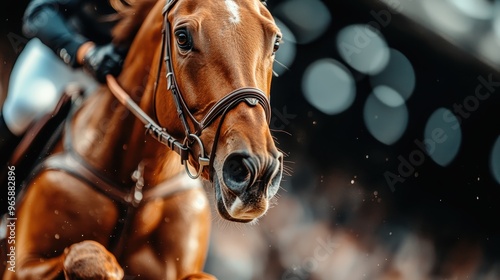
[3,0,282,279]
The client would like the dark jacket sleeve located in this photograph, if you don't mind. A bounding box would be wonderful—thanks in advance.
[22,0,88,67]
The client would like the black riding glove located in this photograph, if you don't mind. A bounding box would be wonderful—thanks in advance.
[83,43,125,83]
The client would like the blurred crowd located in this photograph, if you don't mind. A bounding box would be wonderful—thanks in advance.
[204,158,500,280]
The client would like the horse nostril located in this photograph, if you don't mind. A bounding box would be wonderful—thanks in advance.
[222,154,253,194]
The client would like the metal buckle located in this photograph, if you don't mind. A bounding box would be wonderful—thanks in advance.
[182,134,209,179]
[166,72,174,90]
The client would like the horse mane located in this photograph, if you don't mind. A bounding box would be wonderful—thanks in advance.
[110,0,159,47]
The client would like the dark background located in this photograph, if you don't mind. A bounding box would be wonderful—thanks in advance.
[268,0,500,240]
[205,0,500,279]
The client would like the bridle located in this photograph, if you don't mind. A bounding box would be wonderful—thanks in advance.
[107,0,272,179]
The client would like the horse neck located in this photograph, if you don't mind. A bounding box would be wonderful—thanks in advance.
[72,4,182,187]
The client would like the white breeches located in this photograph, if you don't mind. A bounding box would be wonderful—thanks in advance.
[3,39,97,136]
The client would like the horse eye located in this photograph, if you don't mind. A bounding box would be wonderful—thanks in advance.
[175,29,192,51]
[273,36,281,54]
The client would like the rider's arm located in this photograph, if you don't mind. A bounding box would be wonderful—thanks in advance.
[23,0,124,83]
[22,0,89,67]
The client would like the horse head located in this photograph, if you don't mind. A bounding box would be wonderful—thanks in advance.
[154,0,283,223]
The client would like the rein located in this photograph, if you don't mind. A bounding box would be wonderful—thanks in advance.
[107,0,272,179]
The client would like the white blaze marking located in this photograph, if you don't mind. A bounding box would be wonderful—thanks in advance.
[225,0,241,24]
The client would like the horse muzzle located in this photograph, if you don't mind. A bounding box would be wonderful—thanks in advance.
[213,151,283,222]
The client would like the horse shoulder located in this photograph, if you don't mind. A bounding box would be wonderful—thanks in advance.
[16,170,120,253]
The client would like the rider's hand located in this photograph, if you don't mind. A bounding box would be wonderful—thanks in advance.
[82,43,125,83]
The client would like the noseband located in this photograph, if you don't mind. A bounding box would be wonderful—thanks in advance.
[107,0,272,179]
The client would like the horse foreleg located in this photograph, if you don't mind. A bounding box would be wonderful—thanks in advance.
[3,255,65,280]
[6,171,121,280]
[122,186,213,279]
[3,241,123,280]
[63,240,123,280]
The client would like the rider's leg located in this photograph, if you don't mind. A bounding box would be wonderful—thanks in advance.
[0,39,73,166]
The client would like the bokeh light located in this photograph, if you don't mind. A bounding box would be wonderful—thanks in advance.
[370,49,416,101]
[490,136,500,184]
[424,108,462,167]
[273,18,296,76]
[273,0,331,44]
[421,0,475,36]
[302,59,356,115]
[337,24,390,75]
[373,85,405,107]
[447,0,493,20]
[363,91,408,145]
[493,1,500,40]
